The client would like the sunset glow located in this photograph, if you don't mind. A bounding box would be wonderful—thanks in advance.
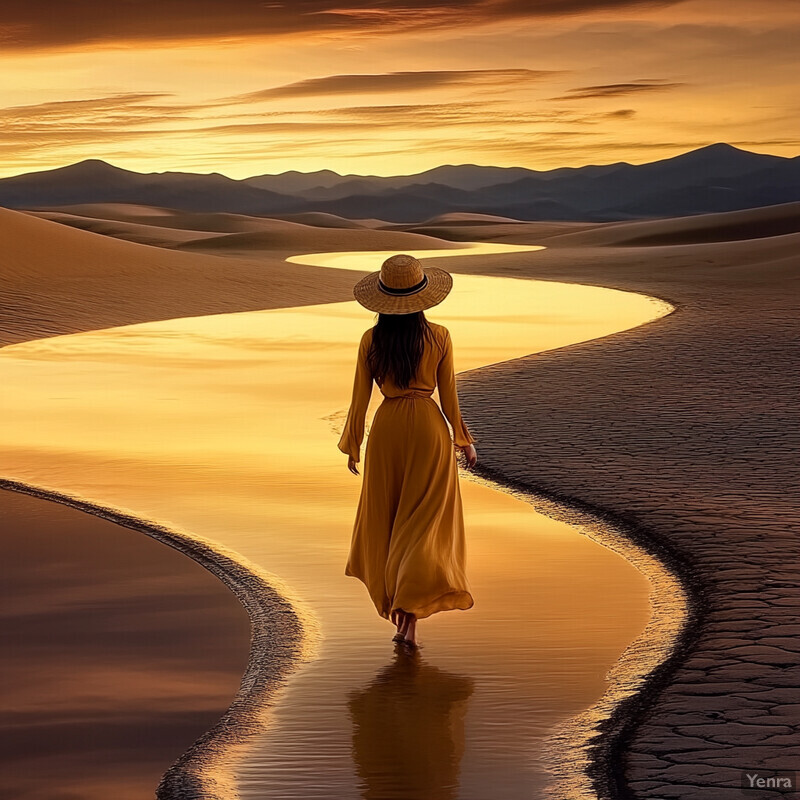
[1,0,798,177]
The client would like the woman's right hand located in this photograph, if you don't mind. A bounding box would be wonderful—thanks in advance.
[457,443,478,468]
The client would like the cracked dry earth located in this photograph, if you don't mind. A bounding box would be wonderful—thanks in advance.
[442,224,800,800]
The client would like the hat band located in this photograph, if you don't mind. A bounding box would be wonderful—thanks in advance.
[378,274,428,296]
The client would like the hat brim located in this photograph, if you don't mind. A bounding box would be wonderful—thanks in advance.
[353,266,453,314]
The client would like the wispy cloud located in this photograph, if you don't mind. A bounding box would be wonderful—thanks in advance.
[0,83,643,169]
[301,101,638,126]
[0,93,210,162]
[547,79,686,100]
[0,93,169,119]
[0,83,645,159]
[227,69,563,102]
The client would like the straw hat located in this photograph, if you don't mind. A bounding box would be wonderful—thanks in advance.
[353,254,453,314]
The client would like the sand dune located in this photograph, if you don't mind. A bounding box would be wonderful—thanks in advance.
[538,200,800,247]
[53,204,392,233]
[412,203,800,255]
[0,206,280,283]
[422,212,526,225]
[24,202,450,252]
[175,224,456,254]
[122,211,284,235]
[0,206,451,347]
[49,202,179,219]
[349,218,392,229]
[394,220,596,243]
[41,203,289,234]
[270,212,366,229]
[27,211,222,247]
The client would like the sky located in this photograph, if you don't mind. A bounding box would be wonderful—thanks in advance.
[1,0,799,178]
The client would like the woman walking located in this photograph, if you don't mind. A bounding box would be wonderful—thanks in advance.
[338,253,478,649]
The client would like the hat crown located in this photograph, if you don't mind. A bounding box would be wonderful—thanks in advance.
[351,252,452,313]
[380,254,424,290]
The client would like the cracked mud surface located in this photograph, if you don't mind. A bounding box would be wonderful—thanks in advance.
[438,221,800,799]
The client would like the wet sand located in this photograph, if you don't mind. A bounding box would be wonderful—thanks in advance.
[0,212,670,799]
[0,487,250,800]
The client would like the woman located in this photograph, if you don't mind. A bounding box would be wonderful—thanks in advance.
[338,253,478,649]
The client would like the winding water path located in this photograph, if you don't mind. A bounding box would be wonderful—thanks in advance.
[0,243,672,798]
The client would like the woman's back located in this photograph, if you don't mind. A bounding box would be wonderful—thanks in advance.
[366,321,448,399]
[343,321,474,451]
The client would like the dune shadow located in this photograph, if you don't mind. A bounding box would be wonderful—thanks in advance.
[348,646,474,800]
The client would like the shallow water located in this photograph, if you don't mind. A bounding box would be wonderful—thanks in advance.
[0,488,251,800]
[0,243,669,798]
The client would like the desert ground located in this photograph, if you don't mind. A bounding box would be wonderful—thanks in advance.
[417,203,800,800]
[2,200,798,799]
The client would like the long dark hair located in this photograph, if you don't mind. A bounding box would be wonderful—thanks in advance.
[367,311,434,389]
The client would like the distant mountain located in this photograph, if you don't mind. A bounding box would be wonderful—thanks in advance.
[1,143,798,222]
[0,159,299,215]
[245,168,347,193]
[292,179,394,201]
[244,163,538,195]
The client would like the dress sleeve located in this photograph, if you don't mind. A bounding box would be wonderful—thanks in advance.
[436,329,476,448]
[337,330,374,462]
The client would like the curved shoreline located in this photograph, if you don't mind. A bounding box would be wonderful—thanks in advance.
[0,459,686,800]
[0,476,320,800]
[448,223,800,799]
[4,205,796,799]
[436,288,691,800]
[290,247,685,796]
[460,463,698,800]
[2,237,684,799]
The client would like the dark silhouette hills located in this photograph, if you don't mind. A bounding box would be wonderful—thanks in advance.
[1,144,797,222]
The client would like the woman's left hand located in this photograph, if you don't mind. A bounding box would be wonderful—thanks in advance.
[457,443,478,468]
[347,455,360,475]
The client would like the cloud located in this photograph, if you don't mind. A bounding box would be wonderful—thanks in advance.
[0,0,687,50]
[547,79,686,100]
[0,92,225,143]
[0,93,213,163]
[0,84,644,170]
[0,93,170,120]
[0,89,640,155]
[300,101,638,126]
[0,93,221,127]
[228,69,563,102]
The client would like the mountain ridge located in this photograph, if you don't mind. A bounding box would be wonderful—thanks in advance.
[1,143,797,222]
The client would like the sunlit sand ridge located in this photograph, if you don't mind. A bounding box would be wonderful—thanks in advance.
[1,243,674,798]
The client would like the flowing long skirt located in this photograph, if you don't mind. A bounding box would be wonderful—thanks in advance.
[345,395,475,620]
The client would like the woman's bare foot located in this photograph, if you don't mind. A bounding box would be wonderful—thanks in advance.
[398,611,411,637]
[402,614,417,646]
[391,609,407,641]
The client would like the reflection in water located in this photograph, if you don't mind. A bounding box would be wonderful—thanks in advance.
[0,245,671,797]
[349,648,473,800]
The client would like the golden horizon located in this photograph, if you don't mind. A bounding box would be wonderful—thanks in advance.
[1,0,798,178]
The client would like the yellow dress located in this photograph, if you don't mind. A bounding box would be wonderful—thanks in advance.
[338,321,476,621]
